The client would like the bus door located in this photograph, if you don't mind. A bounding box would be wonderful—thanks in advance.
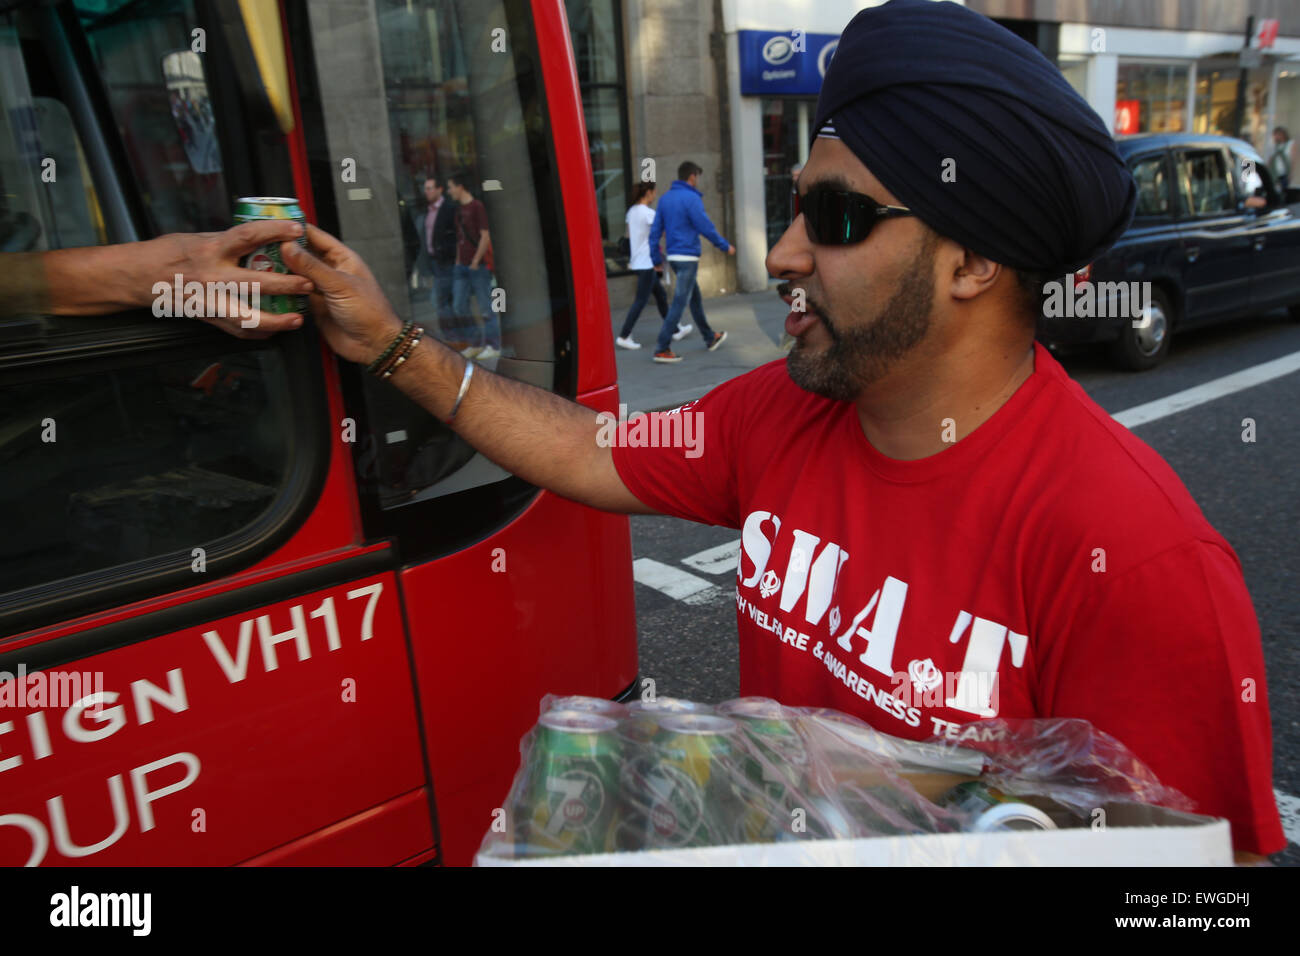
[291,0,638,866]
[0,0,432,866]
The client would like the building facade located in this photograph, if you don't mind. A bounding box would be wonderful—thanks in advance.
[577,0,1300,305]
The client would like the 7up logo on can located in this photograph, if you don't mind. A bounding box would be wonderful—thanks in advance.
[233,196,308,315]
[521,711,621,856]
[543,770,603,833]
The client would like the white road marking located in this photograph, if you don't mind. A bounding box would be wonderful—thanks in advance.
[1275,788,1300,847]
[633,558,723,606]
[1112,350,1300,429]
[681,538,741,576]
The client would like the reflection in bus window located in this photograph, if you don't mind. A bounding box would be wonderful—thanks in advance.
[0,13,105,252]
[309,0,565,508]
[0,349,292,594]
[78,0,231,234]
[161,50,222,176]
[443,170,499,356]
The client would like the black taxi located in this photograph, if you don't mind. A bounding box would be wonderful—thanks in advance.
[1037,134,1300,370]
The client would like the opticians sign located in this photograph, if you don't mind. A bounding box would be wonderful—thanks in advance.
[738,30,839,96]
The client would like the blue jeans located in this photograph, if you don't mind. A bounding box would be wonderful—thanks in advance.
[430,259,455,338]
[619,268,668,338]
[655,260,715,353]
[452,263,500,349]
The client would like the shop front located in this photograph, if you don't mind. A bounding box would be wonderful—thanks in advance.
[727,19,846,292]
[1061,23,1300,163]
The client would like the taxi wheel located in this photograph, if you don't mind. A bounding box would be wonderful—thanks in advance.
[1110,286,1172,371]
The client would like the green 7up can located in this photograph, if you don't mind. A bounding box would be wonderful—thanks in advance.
[717,697,822,841]
[233,197,308,315]
[618,713,746,849]
[518,710,622,856]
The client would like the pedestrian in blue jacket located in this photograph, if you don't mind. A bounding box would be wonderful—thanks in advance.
[648,161,734,362]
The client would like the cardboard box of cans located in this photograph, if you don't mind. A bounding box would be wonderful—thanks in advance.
[477,794,1230,867]
[474,696,1232,867]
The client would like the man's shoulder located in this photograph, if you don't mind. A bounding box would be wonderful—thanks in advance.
[1022,353,1232,571]
[703,359,801,397]
[692,360,834,425]
[665,184,700,205]
[660,188,687,210]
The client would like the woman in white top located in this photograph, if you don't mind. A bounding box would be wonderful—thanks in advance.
[617,182,685,349]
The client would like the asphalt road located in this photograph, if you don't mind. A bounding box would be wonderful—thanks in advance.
[626,307,1300,865]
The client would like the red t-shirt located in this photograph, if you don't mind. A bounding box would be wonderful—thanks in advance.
[456,198,493,270]
[611,342,1284,854]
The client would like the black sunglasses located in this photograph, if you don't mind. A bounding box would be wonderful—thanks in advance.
[792,186,914,244]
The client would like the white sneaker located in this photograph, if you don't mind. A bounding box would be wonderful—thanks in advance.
[477,345,500,360]
[615,336,641,350]
[672,323,693,342]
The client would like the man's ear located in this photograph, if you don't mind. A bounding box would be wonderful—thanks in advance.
[949,247,1001,302]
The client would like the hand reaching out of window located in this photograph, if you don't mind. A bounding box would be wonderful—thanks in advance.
[1,220,315,338]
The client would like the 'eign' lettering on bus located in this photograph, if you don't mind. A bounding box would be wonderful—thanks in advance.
[0,580,387,865]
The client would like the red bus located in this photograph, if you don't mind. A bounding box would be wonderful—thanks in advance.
[0,0,637,866]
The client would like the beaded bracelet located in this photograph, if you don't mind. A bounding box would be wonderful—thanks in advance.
[377,325,424,380]
[365,321,416,376]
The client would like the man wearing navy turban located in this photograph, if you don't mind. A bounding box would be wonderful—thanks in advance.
[777,0,1137,403]
[286,0,1285,861]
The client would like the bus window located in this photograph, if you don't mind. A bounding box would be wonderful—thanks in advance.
[0,350,293,594]
[76,0,232,235]
[160,50,222,176]
[0,2,329,636]
[0,13,104,252]
[302,0,574,528]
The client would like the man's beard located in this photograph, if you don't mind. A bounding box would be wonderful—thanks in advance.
[786,238,936,401]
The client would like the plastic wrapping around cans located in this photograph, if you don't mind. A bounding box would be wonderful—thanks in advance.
[626,697,715,716]
[510,710,623,857]
[913,717,1198,817]
[480,696,1202,864]
[614,714,752,849]
[620,697,715,745]
[541,693,629,720]
[717,699,840,840]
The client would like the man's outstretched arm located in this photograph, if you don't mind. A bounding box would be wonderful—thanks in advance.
[281,225,656,515]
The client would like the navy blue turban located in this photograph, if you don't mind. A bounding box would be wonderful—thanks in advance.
[813,0,1135,273]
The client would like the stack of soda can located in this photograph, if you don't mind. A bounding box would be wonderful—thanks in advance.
[502,694,989,859]
[486,695,1167,862]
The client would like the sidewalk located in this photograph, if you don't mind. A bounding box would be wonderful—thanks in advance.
[612,285,789,413]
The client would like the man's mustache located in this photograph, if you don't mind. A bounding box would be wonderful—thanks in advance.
[776,282,835,336]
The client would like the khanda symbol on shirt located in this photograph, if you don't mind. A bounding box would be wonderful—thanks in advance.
[908,657,944,694]
[758,570,781,599]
